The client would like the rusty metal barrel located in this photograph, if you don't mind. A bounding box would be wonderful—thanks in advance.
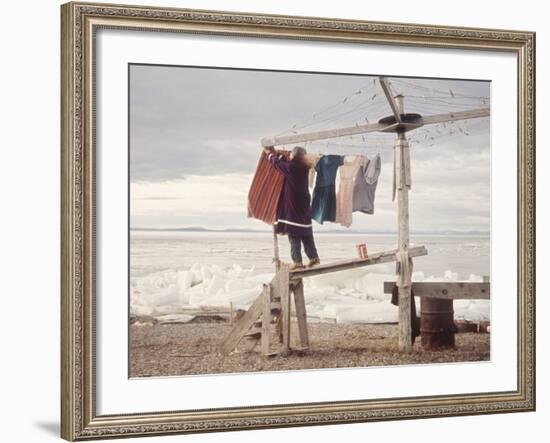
[420,297,455,350]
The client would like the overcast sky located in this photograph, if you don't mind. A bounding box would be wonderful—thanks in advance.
[130,64,490,234]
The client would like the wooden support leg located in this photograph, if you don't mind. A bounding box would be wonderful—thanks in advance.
[277,264,291,355]
[397,254,413,351]
[292,279,309,349]
[398,285,412,350]
[396,131,413,352]
[276,314,283,343]
[260,284,271,356]
[273,225,280,271]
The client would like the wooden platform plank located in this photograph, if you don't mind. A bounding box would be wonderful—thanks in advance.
[383,281,490,299]
[290,245,427,280]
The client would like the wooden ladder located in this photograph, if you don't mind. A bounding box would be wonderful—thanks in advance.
[220,263,309,356]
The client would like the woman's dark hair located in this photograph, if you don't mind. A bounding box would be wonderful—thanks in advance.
[292,146,307,157]
[291,146,308,166]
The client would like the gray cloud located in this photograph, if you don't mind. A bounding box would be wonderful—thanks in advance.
[130,64,490,232]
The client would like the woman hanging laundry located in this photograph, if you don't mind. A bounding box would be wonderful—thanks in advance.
[263,146,321,270]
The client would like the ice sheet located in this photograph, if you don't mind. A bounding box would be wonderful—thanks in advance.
[130,263,490,324]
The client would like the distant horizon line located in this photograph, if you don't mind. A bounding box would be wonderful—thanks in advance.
[130,226,490,236]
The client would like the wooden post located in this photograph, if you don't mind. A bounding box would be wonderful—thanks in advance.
[278,264,291,355]
[392,92,413,351]
[292,279,309,349]
[276,311,284,343]
[396,130,413,351]
[273,225,280,271]
[260,284,271,356]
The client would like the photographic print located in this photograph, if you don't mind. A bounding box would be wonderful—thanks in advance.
[129,65,491,378]
[61,4,535,439]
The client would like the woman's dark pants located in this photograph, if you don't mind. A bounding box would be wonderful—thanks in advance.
[288,233,319,264]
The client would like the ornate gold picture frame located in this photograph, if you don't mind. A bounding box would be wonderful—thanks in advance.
[61,1,535,440]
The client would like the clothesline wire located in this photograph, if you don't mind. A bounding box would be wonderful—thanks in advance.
[404,99,487,110]
[280,97,409,137]
[405,96,485,106]
[278,98,485,139]
[275,79,382,136]
[404,94,489,100]
[296,123,484,152]
[390,78,487,99]
[274,77,489,144]
[288,98,388,132]
[285,98,487,137]
[274,76,483,135]
[280,95,393,135]
[403,101,488,113]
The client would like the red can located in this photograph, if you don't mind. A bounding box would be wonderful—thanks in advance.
[357,243,368,259]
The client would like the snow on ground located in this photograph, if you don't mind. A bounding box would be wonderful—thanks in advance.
[130,263,490,324]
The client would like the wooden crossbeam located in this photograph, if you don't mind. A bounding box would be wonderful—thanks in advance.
[290,245,427,280]
[379,77,402,123]
[259,108,489,148]
[420,108,490,125]
[261,121,385,147]
[383,281,490,300]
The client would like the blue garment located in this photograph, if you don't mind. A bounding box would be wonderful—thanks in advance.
[311,155,344,224]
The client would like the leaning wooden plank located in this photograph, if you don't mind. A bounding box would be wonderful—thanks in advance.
[242,337,259,352]
[290,245,427,280]
[261,285,271,356]
[292,279,309,348]
[383,282,490,299]
[220,289,266,355]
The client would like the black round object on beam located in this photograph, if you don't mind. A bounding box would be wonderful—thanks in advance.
[378,113,423,133]
[379,113,422,124]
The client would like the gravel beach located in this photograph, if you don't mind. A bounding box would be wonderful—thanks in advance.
[130,320,490,378]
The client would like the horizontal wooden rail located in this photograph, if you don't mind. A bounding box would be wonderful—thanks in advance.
[289,245,427,280]
[383,281,490,300]
[260,108,489,147]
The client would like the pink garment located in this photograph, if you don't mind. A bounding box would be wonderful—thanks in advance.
[335,156,365,227]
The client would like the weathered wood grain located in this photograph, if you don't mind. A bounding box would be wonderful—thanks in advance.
[384,282,491,300]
